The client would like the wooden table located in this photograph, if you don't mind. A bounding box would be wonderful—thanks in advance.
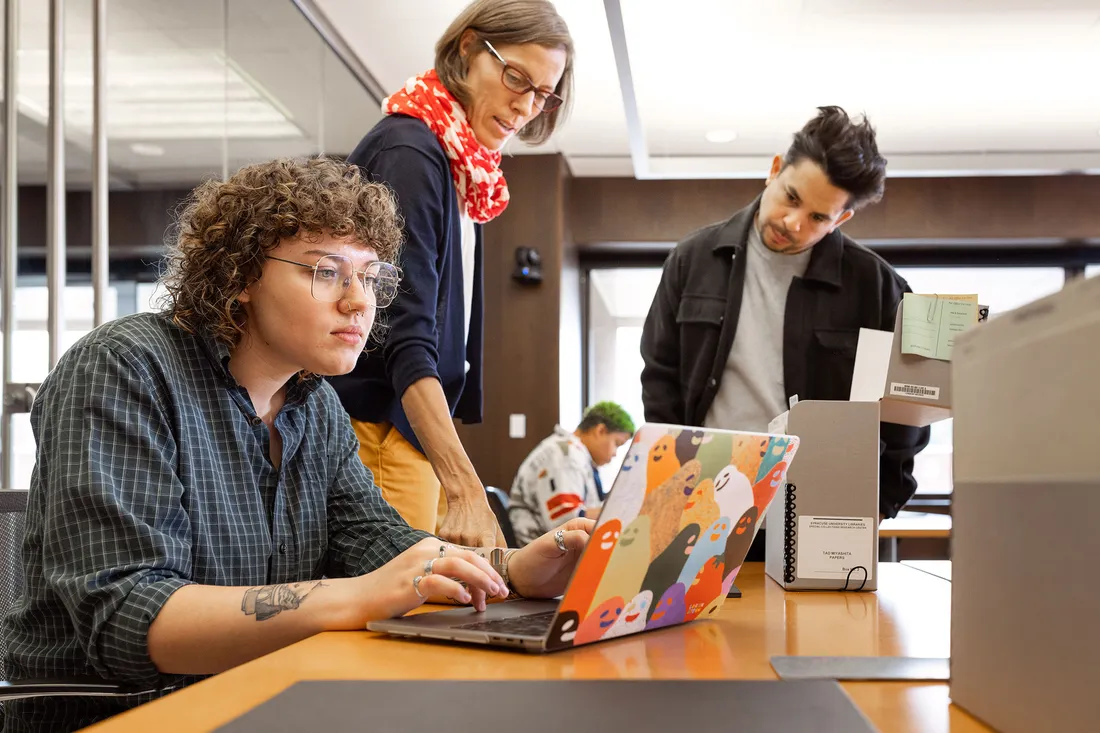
[880,512,953,539]
[879,512,953,561]
[83,563,989,733]
[902,560,953,582]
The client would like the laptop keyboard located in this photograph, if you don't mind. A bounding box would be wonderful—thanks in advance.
[453,610,557,637]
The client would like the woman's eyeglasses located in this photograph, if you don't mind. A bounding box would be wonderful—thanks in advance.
[268,255,400,307]
[483,40,564,113]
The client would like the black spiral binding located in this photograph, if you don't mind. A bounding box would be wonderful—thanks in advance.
[782,482,797,584]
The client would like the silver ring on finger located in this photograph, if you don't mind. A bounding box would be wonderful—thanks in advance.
[413,574,427,599]
[555,529,567,554]
[424,558,437,575]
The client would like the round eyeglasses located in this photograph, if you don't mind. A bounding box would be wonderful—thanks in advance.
[268,254,400,307]
[483,40,564,113]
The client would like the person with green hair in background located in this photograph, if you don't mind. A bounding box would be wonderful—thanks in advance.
[508,402,635,546]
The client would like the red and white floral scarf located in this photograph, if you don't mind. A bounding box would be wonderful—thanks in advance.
[383,70,510,223]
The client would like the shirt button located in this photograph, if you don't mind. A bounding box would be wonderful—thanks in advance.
[250,416,263,427]
[278,543,287,555]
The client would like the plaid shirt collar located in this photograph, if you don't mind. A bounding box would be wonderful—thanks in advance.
[191,322,325,409]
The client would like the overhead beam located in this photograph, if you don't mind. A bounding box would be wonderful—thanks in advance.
[602,0,649,179]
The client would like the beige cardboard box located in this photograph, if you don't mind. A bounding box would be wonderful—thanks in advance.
[950,274,1100,733]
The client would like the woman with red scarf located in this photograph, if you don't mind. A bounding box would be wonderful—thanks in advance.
[329,0,574,548]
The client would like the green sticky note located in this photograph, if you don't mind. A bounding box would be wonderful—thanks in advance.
[901,293,978,361]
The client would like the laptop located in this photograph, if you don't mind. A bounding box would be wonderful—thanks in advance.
[367,423,800,652]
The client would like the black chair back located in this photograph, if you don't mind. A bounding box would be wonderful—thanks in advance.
[485,486,518,548]
[0,490,29,722]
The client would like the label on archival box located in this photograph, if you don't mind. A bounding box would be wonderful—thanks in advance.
[889,382,940,400]
[796,516,874,581]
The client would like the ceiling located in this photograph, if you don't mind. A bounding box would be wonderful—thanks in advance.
[5,0,1099,187]
[6,0,380,187]
[315,0,1100,179]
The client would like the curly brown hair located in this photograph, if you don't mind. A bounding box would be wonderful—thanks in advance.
[159,156,403,348]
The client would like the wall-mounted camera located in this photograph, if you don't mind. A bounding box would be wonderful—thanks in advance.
[512,246,543,285]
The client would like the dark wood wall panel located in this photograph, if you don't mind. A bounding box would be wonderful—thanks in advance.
[568,175,1100,244]
[13,186,189,253]
[456,154,568,490]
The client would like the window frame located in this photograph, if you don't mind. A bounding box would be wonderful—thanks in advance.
[580,239,1100,505]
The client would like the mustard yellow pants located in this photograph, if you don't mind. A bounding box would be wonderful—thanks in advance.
[350,419,447,534]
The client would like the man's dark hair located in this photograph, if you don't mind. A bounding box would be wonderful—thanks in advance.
[577,401,635,435]
[784,105,887,210]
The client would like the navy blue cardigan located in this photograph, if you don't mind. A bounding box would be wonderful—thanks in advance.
[328,115,484,454]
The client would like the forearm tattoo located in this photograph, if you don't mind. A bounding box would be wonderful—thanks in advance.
[241,580,327,621]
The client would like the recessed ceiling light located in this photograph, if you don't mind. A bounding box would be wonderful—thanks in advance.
[130,142,165,157]
[705,129,738,144]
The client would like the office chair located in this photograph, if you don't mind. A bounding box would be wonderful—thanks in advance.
[0,489,148,718]
[484,486,518,548]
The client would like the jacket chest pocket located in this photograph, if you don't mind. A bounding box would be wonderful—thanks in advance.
[676,295,727,398]
[676,295,725,328]
[809,328,859,400]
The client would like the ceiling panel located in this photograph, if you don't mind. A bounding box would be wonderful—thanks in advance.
[619,0,1100,176]
[317,0,1100,179]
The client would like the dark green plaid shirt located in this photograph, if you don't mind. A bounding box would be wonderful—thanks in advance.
[1,312,429,732]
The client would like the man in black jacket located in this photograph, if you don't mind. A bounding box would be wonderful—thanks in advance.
[640,106,929,558]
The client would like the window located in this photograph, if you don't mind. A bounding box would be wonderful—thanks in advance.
[894,267,1065,317]
[1087,265,1100,279]
[894,267,1066,494]
[586,263,1069,498]
[0,286,119,490]
[586,268,662,487]
[137,282,169,313]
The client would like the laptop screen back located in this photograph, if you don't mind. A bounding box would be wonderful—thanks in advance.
[546,424,799,650]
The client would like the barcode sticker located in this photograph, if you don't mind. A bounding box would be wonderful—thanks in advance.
[889,382,940,400]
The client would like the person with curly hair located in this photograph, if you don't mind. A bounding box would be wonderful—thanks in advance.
[508,401,636,547]
[327,0,575,549]
[0,156,593,732]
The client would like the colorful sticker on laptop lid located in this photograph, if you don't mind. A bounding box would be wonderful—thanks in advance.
[549,424,800,650]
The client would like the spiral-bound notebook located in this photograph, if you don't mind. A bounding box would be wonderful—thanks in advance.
[764,400,881,591]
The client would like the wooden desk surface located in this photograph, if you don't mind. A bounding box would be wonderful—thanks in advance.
[83,563,989,733]
[880,511,953,538]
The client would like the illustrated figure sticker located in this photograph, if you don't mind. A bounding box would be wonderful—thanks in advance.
[598,440,647,528]
[676,516,732,588]
[639,460,701,560]
[590,515,651,616]
[575,596,625,645]
[755,436,791,483]
[640,523,699,603]
[560,518,621,618]
[730,434,769,484]
[713,464,754,530]
[684,555,725,621]
[680,478,720,536]
[645,434,681,494]
[547,611,580,648]
[602,590,654,640]
[674,429,710,465]
[646,583,687,629]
